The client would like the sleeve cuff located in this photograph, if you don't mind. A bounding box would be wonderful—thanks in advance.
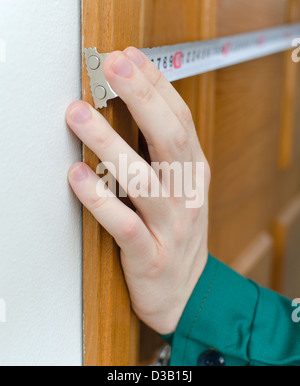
[161,254,259,366]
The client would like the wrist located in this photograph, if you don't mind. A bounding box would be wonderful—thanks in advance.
[153,250,209,335]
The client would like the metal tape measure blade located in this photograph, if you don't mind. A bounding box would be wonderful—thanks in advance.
[84,22,300,109]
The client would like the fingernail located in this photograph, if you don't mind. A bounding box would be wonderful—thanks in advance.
[69,164,88,182]
[112,54,133,77]
[125,48,145,68]
[70,104,92,124]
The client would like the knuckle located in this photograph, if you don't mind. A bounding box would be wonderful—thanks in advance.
[172,128,189,152]
[151,69,163,88]
[120,216,140,240]
[146,254,167,279]
[135,83,155,106]
[179,105,194,129]
[89,196,109,212]
[95,130,115,151]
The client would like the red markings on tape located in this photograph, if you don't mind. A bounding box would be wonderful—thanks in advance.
[173,52,183,68]
[222,42,231,56]
[258,36,266,46]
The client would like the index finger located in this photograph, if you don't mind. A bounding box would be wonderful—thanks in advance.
[124,47,196,134]
[103,51,193,164]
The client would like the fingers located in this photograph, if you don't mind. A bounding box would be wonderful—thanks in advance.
[68,162,156,258]
[66,101,171,226]
[103,51,195,164]
[66,100,143,170]
[124,47,197,134]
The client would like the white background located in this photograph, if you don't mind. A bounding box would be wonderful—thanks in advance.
[0,0,82,365]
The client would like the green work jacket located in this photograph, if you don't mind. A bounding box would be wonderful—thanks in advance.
[161,254,300,366]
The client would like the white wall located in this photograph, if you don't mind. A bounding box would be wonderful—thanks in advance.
[0,0,82,365]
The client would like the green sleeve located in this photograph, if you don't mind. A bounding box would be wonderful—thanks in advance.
[161,254,300,366]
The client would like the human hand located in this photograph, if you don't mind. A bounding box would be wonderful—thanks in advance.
[66,47,210,335]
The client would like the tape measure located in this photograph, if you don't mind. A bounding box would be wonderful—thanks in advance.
[84,22,300,109]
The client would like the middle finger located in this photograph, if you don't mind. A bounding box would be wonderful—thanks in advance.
[103,52,193,164]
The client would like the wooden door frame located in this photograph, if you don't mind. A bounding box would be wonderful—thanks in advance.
[81,0,144,366]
